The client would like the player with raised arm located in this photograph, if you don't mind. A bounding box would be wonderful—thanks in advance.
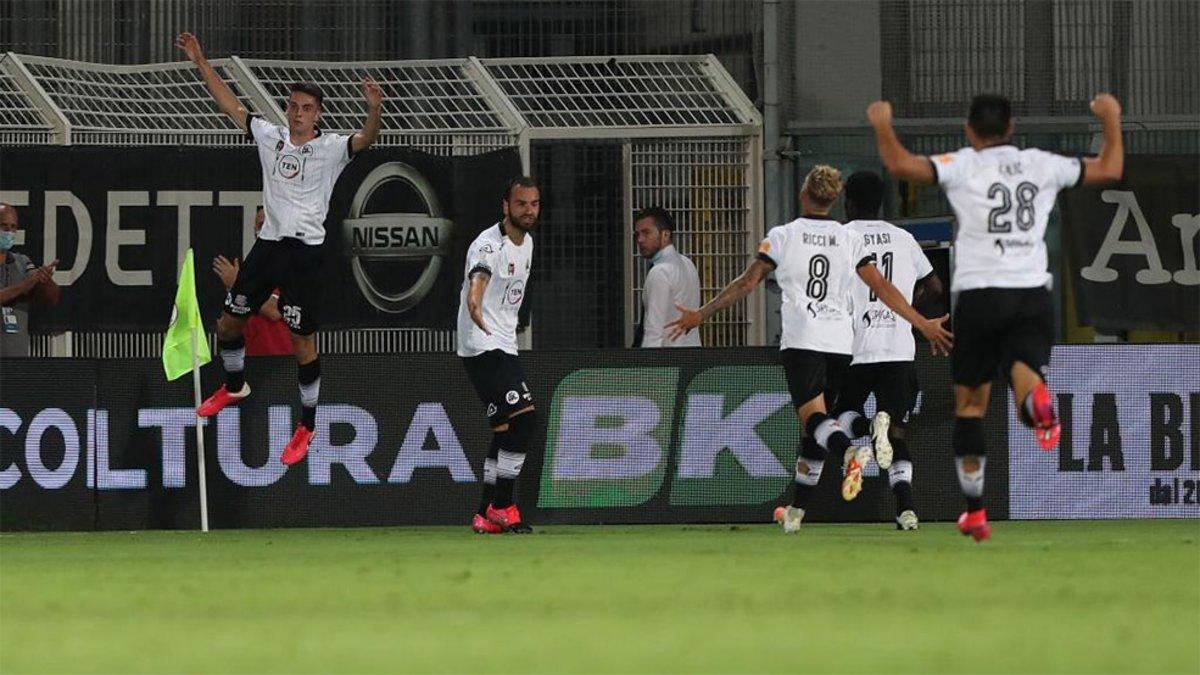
[175,32,383,465]
[830,170,946,531]
[867,92,1123,541]
[668,166,953,534]
[459,177,540,534]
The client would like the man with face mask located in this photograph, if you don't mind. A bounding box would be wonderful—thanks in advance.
[0,203,60,358]
[632,206,701,348]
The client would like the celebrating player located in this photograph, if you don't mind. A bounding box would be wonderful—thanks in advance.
[867,92,1124,540]
[668,165,952,534]
[176,32,383,465]
[830,170,945,531]
[459,177,540,534]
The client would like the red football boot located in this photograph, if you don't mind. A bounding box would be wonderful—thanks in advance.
[486,503,532,533]
[1029,382,1061,451]
[956,508,991,542]
[281,425,314,466]
[471,513,503,534]
[197,383,250,418]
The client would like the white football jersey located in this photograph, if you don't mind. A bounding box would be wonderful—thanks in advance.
[456,223,533,357]
[248,116,354,246]
[933,144,1082,291]
[760,216,875,354]
[845,220,935,364]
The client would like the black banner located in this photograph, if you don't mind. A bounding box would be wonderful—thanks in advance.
[0,145,521,331]
[0,348,1006,531]
[1061,154,1200,332]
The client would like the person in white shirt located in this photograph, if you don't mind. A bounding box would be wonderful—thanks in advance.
[176,32,382,466]
[668,166,952,534]
[458,177,539,534]
[868,92,1123,541]
[830,171,944,531]
[632,207,701,348]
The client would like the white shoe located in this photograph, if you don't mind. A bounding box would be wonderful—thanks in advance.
[775,505,805,534]
[896,510,919,530]
[841,446,871,501]
[872,411,893,470]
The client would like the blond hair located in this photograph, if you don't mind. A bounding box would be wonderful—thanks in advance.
[802,165,843,207]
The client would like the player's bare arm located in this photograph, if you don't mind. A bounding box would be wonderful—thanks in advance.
[351,77,383,155]
[175,32,248,131]
[666,258,771,340]
[867,101,935,185]
[467,271,492,335]
[1081,93,1124,185]
[857,263,953,355]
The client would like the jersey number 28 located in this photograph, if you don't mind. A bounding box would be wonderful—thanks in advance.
[987,182,1039,233]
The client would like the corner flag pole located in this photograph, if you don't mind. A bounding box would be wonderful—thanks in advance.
[191,325,210,533]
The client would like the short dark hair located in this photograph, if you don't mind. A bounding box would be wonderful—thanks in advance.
[504,176,540,201]
[844,171,884,218]
[288,82,325,107]
[968,94,1011,139]
[633,206,674,233]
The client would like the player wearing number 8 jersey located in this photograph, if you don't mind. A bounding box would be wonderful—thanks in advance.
[868,92,1124,541]
[667,166,953,534]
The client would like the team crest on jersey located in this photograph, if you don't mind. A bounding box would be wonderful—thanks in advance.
[342,162,454,313]
[300,144,314,156]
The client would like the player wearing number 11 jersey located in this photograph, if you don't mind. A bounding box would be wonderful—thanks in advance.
[868,92,1124,541]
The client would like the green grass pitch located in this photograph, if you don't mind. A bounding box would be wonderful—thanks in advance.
[2,520,1197,673]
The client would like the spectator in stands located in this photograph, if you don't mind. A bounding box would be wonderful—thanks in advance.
[0,203,59,358]
[212,207,291,356]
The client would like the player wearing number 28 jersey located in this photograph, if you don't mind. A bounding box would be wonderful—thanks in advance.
[868,92,1125,541]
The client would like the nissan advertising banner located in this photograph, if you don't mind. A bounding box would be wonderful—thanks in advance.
[0,145,521,331]
[0,348,1003,531]
[1009,344,1200,519]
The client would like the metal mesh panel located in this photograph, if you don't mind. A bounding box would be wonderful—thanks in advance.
[529,141,626,350]
[239,59,516,136]
[30,329,458,357]
[16,55,258,145]
[482,57,751,129]
[629,138,753,347]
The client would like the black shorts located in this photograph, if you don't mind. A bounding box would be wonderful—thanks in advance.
[780,349,852,409]
[224,238,323,336]
[952,287,1054,387]
[833,361,919,424]
[461,350,534,427]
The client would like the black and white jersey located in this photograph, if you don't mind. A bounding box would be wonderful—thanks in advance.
[456,223,533,357]
[247,116,354,245]
[933,145,1082,291]
[844,219,934,364]
[758,216,875,354]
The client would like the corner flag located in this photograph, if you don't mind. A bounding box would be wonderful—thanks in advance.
[163,249,212,380]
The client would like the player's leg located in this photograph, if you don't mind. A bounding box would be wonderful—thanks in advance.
[278,242,323,466]
[198,242,274,417]
[774,350,855,532]
[950,289,1001,542]
[461,351,506,534]
[824,355,870,502]
[1006,287,1059,450]
[482,354,537,533]
[877,362,917,529]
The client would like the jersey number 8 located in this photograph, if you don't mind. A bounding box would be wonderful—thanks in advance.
[806,254,829,302]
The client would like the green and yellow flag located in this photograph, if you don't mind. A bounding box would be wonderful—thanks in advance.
[162,249,211,381]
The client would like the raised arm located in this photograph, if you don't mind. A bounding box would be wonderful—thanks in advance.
[666,258,772,341]
[857,264,953,355]
[867,101,935,185]
[175,32,248,132]
[351,77,383,155]
[1081,93,1124,185]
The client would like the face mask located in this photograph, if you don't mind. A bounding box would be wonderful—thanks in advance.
[0,231,14,251]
